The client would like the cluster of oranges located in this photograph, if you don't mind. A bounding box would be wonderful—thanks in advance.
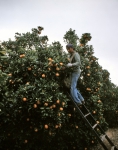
[19,54,25,58]
[41,58,64,78]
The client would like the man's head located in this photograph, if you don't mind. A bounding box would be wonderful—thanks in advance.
[66,44,74,53]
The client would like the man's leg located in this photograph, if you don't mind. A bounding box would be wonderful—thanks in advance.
[77,91,85,103]
[70,72,82,104]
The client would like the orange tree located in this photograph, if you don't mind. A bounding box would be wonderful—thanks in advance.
[0,27,118,150]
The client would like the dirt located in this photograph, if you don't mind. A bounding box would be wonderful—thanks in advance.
[90,128,118,150]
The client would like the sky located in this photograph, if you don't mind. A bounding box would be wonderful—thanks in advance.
[0,0,118,85]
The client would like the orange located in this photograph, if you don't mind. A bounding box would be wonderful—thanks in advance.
[91,140,94,143]
[59,62,63,66]
[42,74,45,78]
[8,73,12,76]
[34,128,38,132]
[87,73,90,76]
[86,66,90,69]
[52,104,56,108]
[33,104,37,108]
[44,124,48,129]
[98,100,101,103]
[56,73,59,76]
[75,125,78,129]
[60,107,63,111]
[44,103,48,106]
[56,100,60,104]
[48,58,52,61]
[37,100,40,104]
[62,102,65,106]
[55,125,59,129]
[56,67,60,71]
[68,114,71,117]
[28,67,32,71]
[93,111,96,114]
[27,118,30,121]
[86,88,91,91]
[23,97,27,101]
[24,140,28,143]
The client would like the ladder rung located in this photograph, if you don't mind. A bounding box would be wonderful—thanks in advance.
[84,112,91,117]
[100,134,106,141]
[92,123,98,129]
[111,146,115,150]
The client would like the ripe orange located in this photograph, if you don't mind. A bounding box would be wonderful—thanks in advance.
[75,125,78,129]
[87,73,90,76]
[19,54,25,58]
[59,62,63,66]
[23,97,27,101]
[98,100,101,103]
[28,67,32,71]
[80,44,84,47]
[86,88,91,91]
[62,102,65,106]
[26,82,30,85]
[60,107,63,111]
[34,128,38,132]
[91,140,94,143]
[37,100,40,104]
[19,55,23,58]
[68,114,71,117]
[58,113,61,116]
[8,73,12,76]
[44,102,48,106]
[24,140,28,143]
[56,100,60,104]
[9,80,12,83]
[42,74,46,78]
[56,67,60,71]
[93,111,96,114]
[48,58,52,61]
[44,124,48,129]
[50,106,52,109]
[56,73,59,76]
[52,104,56,108]
[27,118,30,121]
[48,62,53,66]
[86,66,90,69]
[55,125,59,129]
[22,54,25,57]
[33,104,37,108]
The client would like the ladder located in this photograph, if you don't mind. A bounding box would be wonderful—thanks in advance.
[67,92,118,150]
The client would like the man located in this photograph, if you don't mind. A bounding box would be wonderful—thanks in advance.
[66,44,85,105]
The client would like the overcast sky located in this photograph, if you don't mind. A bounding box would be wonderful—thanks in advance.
[0,0,118,85]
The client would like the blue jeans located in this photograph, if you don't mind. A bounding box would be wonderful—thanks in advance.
[70,72,84,104]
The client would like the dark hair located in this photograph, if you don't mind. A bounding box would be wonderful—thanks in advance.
[66,44,74,49]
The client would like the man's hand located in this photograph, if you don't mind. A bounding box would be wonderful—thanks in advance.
[66,63,72,67]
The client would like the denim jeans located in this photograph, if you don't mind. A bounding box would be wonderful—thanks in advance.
[70,72,84,104]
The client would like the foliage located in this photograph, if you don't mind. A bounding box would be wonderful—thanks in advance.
[0,27,118,150]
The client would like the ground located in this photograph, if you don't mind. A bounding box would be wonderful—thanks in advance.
[90,128,118,150]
